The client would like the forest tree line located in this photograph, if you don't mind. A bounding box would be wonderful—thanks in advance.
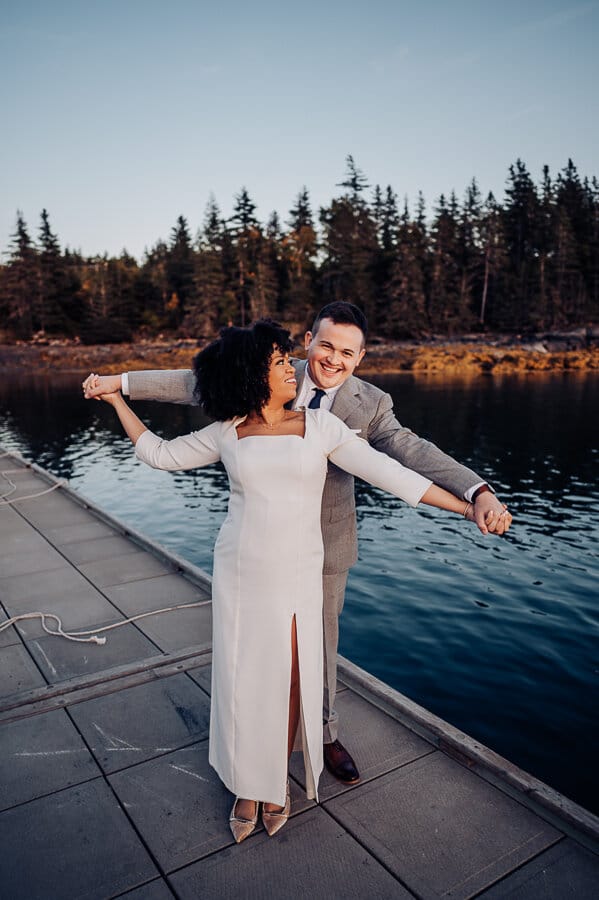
[1,156,598,343]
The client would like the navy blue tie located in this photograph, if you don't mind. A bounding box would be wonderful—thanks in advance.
[308,388,326,409]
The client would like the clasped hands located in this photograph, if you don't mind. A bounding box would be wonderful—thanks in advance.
[82,373,120,404]
[473,491,512,536]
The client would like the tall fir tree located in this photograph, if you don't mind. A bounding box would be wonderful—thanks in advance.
[137,240,171,333]
[4,213,38,338]
[230,187,256,325]
[185,197,235,335]
[478,192,508,327]
[282,188,318,323]
[428,193,465,332]
[553,159,596,325]
[456,180,484,327]
[385,198,428,337]
[166,215,195,329]
[320,157,378,325]
[370,185,398,331]
[37,209,80,334]
[537,166,556,326]
[502,159,540,329]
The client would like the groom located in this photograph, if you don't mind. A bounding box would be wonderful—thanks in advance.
[84,301,511,784]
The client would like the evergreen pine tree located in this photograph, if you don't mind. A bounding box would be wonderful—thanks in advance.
[282,188,318,323]
[320,158,378,325]
[337,154,369,203]
[537,166,556,326]
[4,213,38,338]
[385,198,428,337]
[137,240,171,333]
[230,188,256,325]
[229,187,267,324]
[478,192,508,328]
[456,180,484,327]
[428,194,464,332]
[502,159,540,329]
[553,160,593,324]
[586,176,599,317]
[166,215,196,329]
[382,186,400,252]
[184,197,235,335]
[370,186,398,330]
[288,187,314,231]
[37,209,81,334]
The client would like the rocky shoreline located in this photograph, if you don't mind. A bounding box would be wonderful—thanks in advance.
[1,330,598,377]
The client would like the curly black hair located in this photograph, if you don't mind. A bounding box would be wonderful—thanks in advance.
[193,319,295,420]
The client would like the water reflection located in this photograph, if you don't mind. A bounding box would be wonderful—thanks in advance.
[1,369,598,813]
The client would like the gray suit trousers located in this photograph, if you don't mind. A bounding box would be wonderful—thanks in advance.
[322,570,349,743]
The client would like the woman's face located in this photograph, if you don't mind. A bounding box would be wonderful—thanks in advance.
[267,347,297,405]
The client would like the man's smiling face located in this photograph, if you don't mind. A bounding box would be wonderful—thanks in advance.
[304,318,366,390]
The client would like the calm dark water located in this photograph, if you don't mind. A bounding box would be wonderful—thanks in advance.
[1,371,598,814]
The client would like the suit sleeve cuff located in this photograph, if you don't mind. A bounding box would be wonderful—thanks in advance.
[465,482,494,502]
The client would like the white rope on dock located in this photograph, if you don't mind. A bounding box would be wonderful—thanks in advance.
[0,601,211,646]
[0,465,67,505]
[0,450,212,646]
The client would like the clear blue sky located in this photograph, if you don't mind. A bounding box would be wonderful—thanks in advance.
[1,0,598,260]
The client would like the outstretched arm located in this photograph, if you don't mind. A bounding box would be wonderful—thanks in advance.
[83,369,196,405]
[367,391,512,535]
[99,390,147,444]
[421,484,475,519]
[96,390,220,470]
[329,435,474,519]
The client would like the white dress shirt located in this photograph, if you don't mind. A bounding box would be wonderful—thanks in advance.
[293,366,342,412]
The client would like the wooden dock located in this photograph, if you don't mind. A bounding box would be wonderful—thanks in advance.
[1,447,598,899]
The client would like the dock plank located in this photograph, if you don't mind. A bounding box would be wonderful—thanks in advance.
[326,753,562,899]
[0,779,159,900]
[69,672,211,773]
[478,838,599,898]
[169,806,414,900]
[0,707,101,811]
[0,643,47,697]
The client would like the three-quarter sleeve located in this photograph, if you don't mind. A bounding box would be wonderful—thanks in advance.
[318,411,432,507]
[135,421,221,470]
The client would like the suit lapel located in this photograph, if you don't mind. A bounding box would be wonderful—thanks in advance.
[329,376,361,422]
[287,359,308,409]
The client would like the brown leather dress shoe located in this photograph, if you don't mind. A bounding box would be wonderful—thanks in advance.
[323,740,360,784]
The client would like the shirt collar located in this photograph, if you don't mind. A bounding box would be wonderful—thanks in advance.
[302,364,343,402]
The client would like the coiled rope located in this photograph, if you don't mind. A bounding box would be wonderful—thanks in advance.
[0,452,66,505]
[0,451,211,646]
[0,602,211,646]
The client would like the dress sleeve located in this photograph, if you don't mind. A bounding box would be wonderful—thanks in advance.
[318,411,432,507]
[135,420,221,470]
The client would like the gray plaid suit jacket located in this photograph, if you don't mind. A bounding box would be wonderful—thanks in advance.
[127,361,483,574]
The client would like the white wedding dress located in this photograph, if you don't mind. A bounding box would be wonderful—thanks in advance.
[135,409,431,806]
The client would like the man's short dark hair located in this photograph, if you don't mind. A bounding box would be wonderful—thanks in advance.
[193,319,294,420]
[311,302,368,341]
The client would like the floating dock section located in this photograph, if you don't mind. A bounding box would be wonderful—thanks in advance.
[1,447,598,899]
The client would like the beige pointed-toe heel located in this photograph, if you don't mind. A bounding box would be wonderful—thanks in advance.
[262,780,291,837]
[229,798,259,843]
